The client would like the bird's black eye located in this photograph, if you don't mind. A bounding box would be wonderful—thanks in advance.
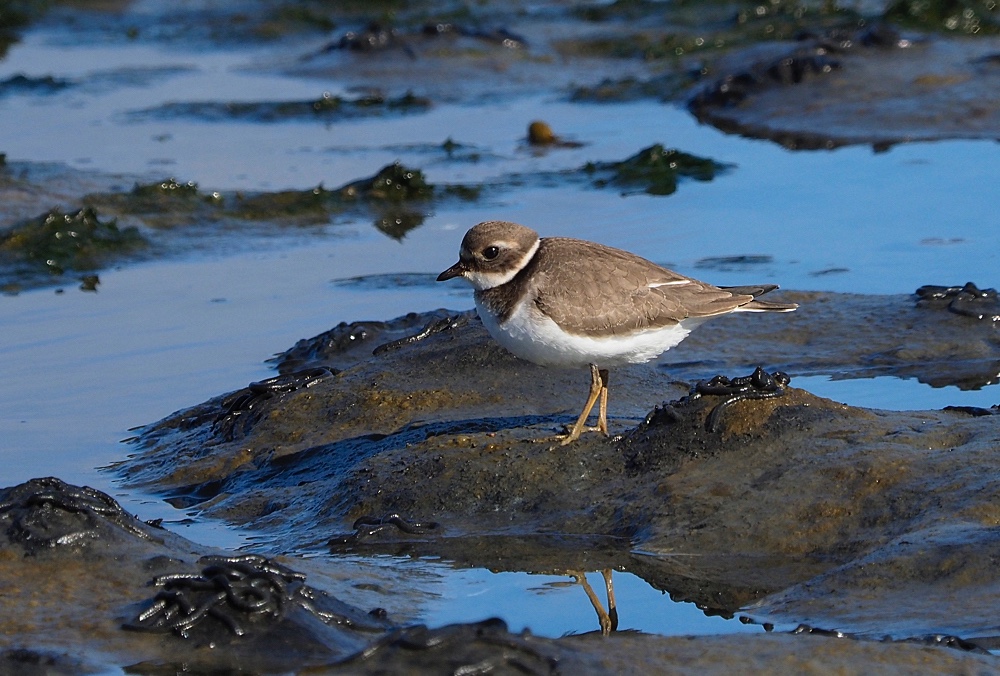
[482,246,500,260]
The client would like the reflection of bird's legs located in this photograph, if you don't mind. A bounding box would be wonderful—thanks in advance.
[602,568,618,632]
[558,365,610,446]
[570,570,616,636]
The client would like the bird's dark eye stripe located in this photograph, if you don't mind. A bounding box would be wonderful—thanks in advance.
[483,246,500,260]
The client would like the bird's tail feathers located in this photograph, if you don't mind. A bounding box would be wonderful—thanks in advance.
[722,284,798,312]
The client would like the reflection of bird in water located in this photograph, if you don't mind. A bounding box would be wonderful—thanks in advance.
[568,569,618,635]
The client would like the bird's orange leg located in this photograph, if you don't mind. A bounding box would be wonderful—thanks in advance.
[558,364,607,446]
[596,368,609,436]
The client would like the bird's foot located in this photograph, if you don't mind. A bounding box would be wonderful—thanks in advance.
[552,424,607,446]
[535,364,610,446]
[531,424,606,447]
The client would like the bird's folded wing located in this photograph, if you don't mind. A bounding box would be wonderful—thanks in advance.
[531,239,754,337]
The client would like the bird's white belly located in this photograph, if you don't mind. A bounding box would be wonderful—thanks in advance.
[476,296,701,368]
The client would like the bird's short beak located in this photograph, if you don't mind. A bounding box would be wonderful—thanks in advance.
[437,260,467,282]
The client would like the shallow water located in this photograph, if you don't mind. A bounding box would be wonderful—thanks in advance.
[1,5,998,650]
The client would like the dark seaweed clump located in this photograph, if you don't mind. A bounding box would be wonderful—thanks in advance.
[0,0,51,57]
[0,207,147,275]
[135,91,431,123]
[0,74,72,96]
[588,144,729,195]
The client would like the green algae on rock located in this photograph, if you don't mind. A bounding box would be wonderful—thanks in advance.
[883,0,1000,35]
[588,143,730,195]
[81,162,466,233]
[0,207,147,275]
[124,178,223,214]
[230,185,334,221]
[337,162,434,202]
[131,178,201,199]
[81,179,224,230]
[561,0,863,61]
[230,163,436,226]
[55,157,483,252]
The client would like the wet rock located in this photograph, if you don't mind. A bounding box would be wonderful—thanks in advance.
[0,477,157,553]
[119,289,1000,641]
[0,477,395,673]
[329,513,441,546]
[120,308,681,491]
[10,479,996,673]
[331,618,560,674]
[669,289,1000,389]
[690,33,1000,149]
[336,629,1000,674]
[916,281,1000,321]
[315,20,528,58]
[747,523,1000,639]
[212,367,337,442]
[269,308,466,373]
[0,648,96,676]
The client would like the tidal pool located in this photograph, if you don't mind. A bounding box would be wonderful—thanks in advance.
[1,1,998,663]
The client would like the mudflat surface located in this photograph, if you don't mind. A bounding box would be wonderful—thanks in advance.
[116,295,1000,645]
[3,0,1000,673]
